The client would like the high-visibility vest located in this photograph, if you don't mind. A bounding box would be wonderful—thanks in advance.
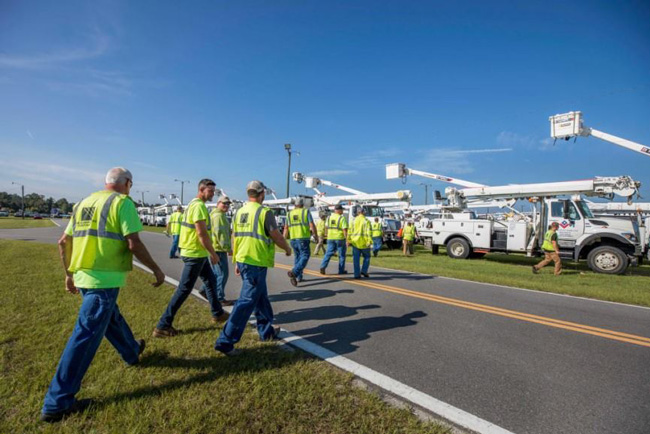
[69,190,133,273]
[542,230,556,251]
[349,216,372,249]
[233,201,275,268]
[179,198,212,254]
[327,213,347,240]
[316,219,326,237]
[287,207,311,240]
[370,221,383,238]
[210,209,231,252]
[168,211,182,235]
[403,225,416,241]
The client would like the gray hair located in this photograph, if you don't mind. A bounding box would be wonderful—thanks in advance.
[105,167,132,185]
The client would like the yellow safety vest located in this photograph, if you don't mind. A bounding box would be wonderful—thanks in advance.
[233,201,275,268]
[403,225,416,241]
[349,216,372,249]
[370,221,383,238]
[327,213,347,240]
[210,209,231,252]
[168,211,182,235]
[179,198,212,255]
[69,190,133,273]
[287,207,311,239]
[316,219,326,237]
[542,230,556,252]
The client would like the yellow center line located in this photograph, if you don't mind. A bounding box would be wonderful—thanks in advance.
[275,264,650,348]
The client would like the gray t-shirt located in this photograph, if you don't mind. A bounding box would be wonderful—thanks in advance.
[264,210,278,236]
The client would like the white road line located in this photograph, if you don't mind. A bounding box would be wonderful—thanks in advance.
[49,219,61,227]
[133,261,514,434]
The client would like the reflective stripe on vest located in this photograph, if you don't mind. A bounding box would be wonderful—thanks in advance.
[327,214,346,240]
[233,202,275,267]
[371,222,382,237]
[288,208,311,239]
[68,190,132,273]
[542,230,555,251]
[403,225,415,241]
[350,217,372,249]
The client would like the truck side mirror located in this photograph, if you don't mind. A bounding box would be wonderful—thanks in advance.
[434,190,443,201]
[562,201,570,220]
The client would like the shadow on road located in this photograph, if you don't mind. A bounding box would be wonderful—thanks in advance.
[275,304,380,324]
[270,289,354,302]
[364,271,435,282]
[292,311,427,355]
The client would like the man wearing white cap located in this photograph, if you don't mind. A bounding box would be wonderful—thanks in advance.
[215,181,292,356]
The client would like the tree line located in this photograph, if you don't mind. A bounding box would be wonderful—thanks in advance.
[0,191,72,214]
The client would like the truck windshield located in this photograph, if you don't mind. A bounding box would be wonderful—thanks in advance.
[575,201,594,218]
[271,208,287,217]
[364,206,384,218]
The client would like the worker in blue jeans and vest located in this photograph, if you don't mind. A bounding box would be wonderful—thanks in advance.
[284,197,318,286]
[166,205,183,258]
[349,207,373,279]
[320,204,349,275]
[370,217,383,257]
[199,195,234,305]
[41,167,165,423]
[215,180,292,356]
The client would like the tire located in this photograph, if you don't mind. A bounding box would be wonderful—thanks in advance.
[446,238,471,259]
[586,246,629,275]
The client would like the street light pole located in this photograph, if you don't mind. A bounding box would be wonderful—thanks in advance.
[135,190,149,207]
[419,182,432,205]
[174,179,190,205]
[11,182,24,219]
[284,144,292,198]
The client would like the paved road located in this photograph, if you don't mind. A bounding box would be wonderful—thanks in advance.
[3,222,650,434]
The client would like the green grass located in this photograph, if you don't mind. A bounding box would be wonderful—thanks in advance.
[140,225,166,233]
[335,244,650,307]
[0,217,55,229]
[0,239,448,434]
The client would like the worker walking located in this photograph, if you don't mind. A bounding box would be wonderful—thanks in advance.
[320,204,349,275]
[166,206,183,258]
[154,179,228,337]
[533,222,562,275]
[215,181,292,356]
[349,207,372,279]
[370,217,383,257]
[402,221,417,256]
[41,167,165,423]
[199,196,234,305]
[284,197,318,286]
[313,214,327,256]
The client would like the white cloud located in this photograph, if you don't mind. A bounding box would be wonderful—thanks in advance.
[497,131,556,151]
[309,169,358,177]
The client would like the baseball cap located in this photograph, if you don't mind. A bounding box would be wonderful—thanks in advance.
[334,204,344,210]
[218,195,232,204]
[246,180,266,194]
[551,221,560,227]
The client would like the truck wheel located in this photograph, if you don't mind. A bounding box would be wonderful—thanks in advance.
[587,246,629,275]
[446,238,471,259]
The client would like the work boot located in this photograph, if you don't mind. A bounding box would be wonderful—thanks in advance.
[211,311,230,324]
[532,266,539,274]
[40,398,94,423]
[152,326,179,338]
[220,299,235,307]
[320,267,326,275]
[361,272,370,278]
[288,271,298,287]
[262,326,282,341]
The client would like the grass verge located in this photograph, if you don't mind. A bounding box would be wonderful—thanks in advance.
[0,217,55,229]
[307,244,650,307]
[0,239,448,434]
[141,225,166,233]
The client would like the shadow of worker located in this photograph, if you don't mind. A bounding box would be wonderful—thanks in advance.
[292,311,427,356]
[275,304,380,324]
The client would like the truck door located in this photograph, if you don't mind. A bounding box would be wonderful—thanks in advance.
[548,200,585,248]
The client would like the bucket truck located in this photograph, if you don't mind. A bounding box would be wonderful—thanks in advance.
[411,175,642,274]
[293,172,409,247]
[549,111,650,157]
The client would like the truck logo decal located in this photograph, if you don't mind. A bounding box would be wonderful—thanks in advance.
[559,220,571,229]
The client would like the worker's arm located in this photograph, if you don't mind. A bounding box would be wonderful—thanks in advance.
[270,229,292,256]
[283,224,289,239]
[195,220,219,265]
[552,240,560,254]
[126,233,165,287]
[58,233,77,294]
[309,222,318,243]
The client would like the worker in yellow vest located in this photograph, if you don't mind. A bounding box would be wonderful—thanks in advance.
[370,217,383,257]
[533,221,562,275]
[313,214,327,256]
[166,205,183,258]
[402,220,417,256]
[215,181,292,356]
[320,204,349,275]
[154,179,228,338]
[348,207,373,278]
[41,167,165,423]
[199,195,234,305]
[283,197,318,286]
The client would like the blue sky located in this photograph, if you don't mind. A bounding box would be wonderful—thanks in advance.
[1,0,649,205]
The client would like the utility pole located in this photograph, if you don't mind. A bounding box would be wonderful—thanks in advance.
[284,144,300,198]
[135,190,149,207]
[419,182,432,205]
[174,179,190,205]
[11,182,24,219]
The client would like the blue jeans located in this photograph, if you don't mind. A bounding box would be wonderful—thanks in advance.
[157,256,224,328]
[42,288,139,414]
[320,239,347,273]
[169,234,180,257]
[353,247,371,277]
[372,237,383,255]
[215,263,275,353]
[200,252,229,300]
[290,238,311,281]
